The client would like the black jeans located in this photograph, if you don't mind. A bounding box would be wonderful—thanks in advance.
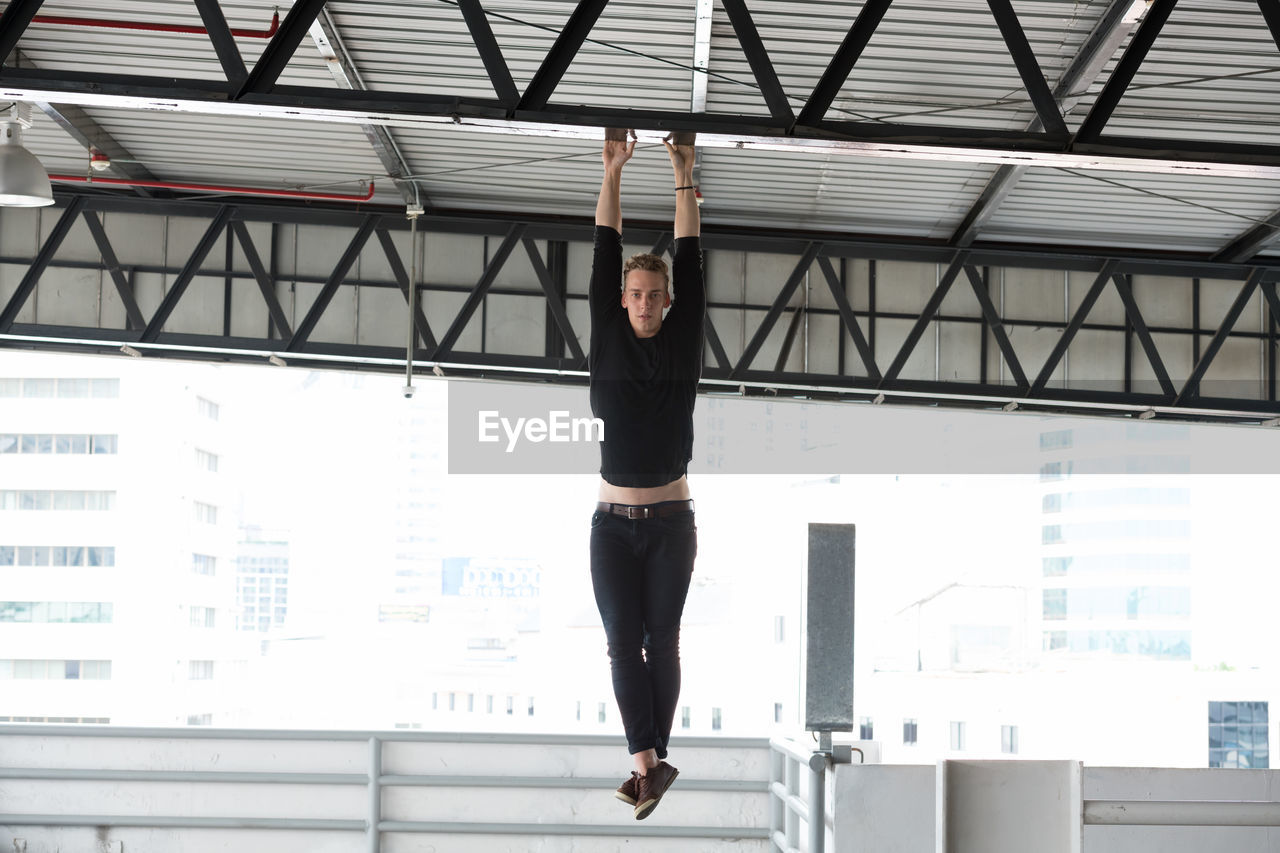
[589,503,697,759]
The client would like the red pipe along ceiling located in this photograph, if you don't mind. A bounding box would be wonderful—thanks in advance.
[31,11,280,38]
[51,175,376,203]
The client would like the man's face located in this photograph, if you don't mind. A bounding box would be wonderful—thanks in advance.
[622,269,670,338]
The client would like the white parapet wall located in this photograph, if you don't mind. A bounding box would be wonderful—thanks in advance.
[0,725,772,853]
[828,759,1280,853]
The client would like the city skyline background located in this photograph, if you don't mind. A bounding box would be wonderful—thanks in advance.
[2,349,1278,770]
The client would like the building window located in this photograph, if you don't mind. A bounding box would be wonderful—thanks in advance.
[1039,429,1073,451]
[0,716,110,724]
[22,378,54,397]
[712,707,722,731]
[859,717,874,740]
[0,491,116,511]
[195,449,219,472]
[188,660,214,680]
[774,703,783,724]
[1209,701,1269,769]
[0,659,111,679]
[1002,725,1019,754]
[903,719,918,745]
[197,397,220,420]
[1042,493,1062,513]
[0,602,112,623]
[774,615,785,643]
[528,698,535,716]
[1043,588,1066,621]
[448,692,456,711]
[681,706,691,729]
[486,695,494,714]
[189,606,215,628]
[187,714,212,726]
[467,693,475,712]
[194,502,217,525]
[431,692,438,711]
[950,721,966,751]
[192,554,216,575]
[1041,524,1063,544]
[0,378,118,398]
[598,702,607,723]
[0,433,117,455]
[506,696,514,716]
[1039,462,1062,482]
[1,546,114,567]
[1042,557,1070,577]
[575,701,581,722]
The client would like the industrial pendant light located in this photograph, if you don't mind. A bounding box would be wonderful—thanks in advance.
[0,104,54,207]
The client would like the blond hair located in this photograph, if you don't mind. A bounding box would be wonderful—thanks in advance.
[622,253,669,290]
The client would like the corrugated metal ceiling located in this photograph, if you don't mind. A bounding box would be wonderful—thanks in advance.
[5,0,1280,260]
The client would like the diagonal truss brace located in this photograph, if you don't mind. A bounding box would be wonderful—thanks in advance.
[193,0,248,85]
[1111,272,1175,397]
[963,264,1028,390]
[458,0,519,105]
[881,253,969,385]
[1175,268,1266,405]
[81,210,147,331]
[985,0,1067,137]
[517,0,609,111]
[730,243,822,379]
[434,223,527,358]
[141,206,236,343]
[1030,260,1119,395]
[719,0,795,124]
[0,196,85,332]
[229,221,293,339]
[285,215,379,352]
[522,237,586,365]
[816,255,879,381]
[1074,0,1179,144]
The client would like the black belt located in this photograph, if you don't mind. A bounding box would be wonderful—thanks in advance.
[596,500,694,520]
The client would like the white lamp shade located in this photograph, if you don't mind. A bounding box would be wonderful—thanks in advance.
[0,125,55,207]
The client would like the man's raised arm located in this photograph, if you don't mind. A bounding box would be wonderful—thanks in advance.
[596,135,636,233]
[665,137,700,239]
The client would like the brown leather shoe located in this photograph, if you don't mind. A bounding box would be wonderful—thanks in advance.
[614,772,639,805]
[633,761,679,820]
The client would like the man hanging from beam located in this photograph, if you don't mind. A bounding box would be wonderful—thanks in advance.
[588,129,704,821]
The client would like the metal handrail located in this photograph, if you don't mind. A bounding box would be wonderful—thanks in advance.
[769,737,830,853]
[0,723,767,746]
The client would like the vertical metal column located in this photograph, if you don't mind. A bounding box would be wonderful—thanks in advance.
[367,735,382,853]
[769,747,786,851]
[804,523,855,853]
[805,523,855,732]
[404,212,419,396]
[784,756,799,850]
[808,751,828,853]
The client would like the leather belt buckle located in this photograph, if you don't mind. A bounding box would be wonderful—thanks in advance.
[625,505,649,520]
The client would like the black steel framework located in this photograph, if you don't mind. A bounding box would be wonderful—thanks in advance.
[1,190,1277,423]
[3,1,1280,420]
[4,0,1280,259]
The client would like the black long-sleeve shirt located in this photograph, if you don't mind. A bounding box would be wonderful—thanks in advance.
[588,225,705,488]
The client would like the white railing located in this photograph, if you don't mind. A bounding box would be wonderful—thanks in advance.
[0,724,772,851]
[770,737,861,853]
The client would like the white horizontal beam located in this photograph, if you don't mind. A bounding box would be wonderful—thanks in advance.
[4,84,1280,180]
